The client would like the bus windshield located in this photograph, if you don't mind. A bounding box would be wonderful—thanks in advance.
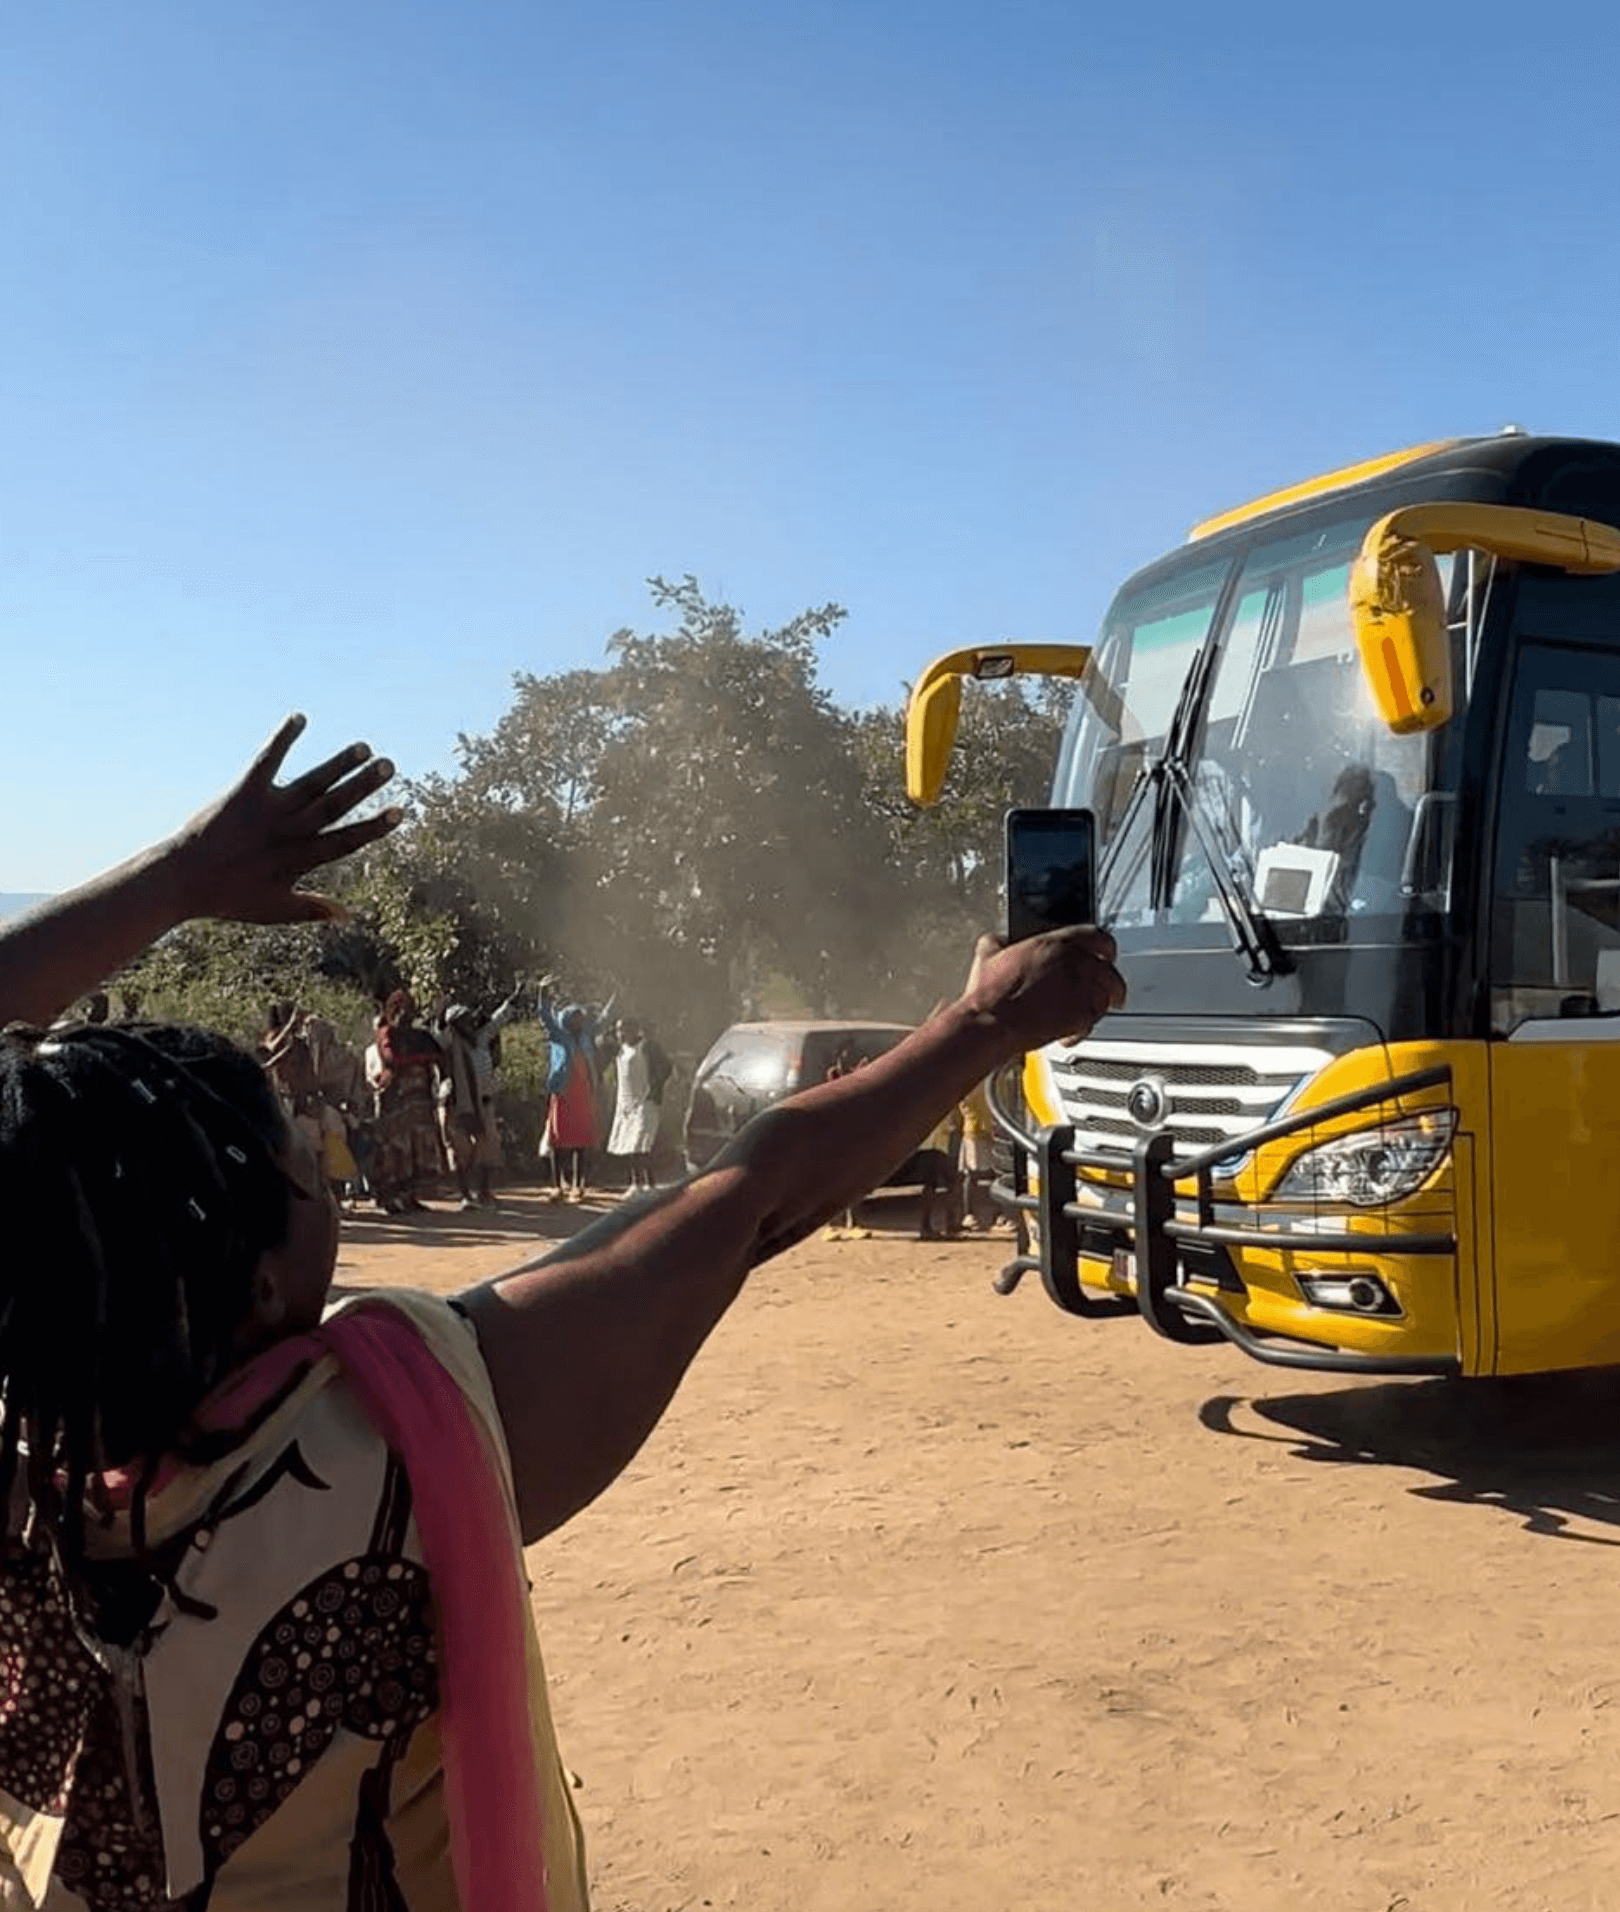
[1055,516,1447,932]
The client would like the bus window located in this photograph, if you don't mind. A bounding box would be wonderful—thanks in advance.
[1057,517,1453,932]
[1526,688,1593,796]
[1056,557,1230,920]
[1492,644,1620,1029]
[1598,696,1620,798]
[1177,525,1431,923]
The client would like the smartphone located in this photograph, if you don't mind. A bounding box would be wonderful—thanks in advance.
[1005,807,1098,943]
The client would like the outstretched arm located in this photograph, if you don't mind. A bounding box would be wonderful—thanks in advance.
[460,927,1125,1544]
[535,986,566,1043]
[0,715,400,1029]
[487,990,525,1033]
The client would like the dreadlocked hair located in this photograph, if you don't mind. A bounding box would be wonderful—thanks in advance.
[0,1022,294,1595]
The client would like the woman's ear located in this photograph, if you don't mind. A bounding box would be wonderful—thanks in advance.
[249,1260,289,1331]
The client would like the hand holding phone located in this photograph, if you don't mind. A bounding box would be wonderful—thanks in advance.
[1005,807,1098,943]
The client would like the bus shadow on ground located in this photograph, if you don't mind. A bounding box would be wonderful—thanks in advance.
[1200,1373,1620,1543]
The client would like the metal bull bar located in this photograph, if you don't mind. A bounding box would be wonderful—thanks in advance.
[984,1062,1461,1376]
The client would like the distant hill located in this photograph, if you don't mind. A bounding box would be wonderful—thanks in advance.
[0,894,49,920]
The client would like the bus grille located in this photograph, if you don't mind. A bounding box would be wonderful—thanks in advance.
[1044,1036,1337,1162]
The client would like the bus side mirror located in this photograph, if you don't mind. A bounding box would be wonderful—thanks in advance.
[1349,502,1620,737]
[904,644,1096,806]
[1349,523,1453,735]
[906,670,965,805]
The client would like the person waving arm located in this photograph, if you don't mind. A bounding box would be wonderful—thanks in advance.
[0,716,399,1030]
[460,928,1125,1543]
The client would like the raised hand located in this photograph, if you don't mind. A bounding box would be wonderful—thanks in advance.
[167,715,403,924]
[961,926,1126,1052]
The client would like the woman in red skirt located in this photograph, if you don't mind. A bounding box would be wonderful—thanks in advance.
[539,982,613,1199]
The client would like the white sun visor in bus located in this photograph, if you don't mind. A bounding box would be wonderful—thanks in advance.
[1254,844,1340,919]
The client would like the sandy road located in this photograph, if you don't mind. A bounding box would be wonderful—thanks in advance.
[339,1185,1620,1912]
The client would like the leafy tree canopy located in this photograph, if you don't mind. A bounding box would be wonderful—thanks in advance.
[116,579,1073,1059]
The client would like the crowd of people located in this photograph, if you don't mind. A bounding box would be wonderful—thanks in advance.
[254,978,676,1217]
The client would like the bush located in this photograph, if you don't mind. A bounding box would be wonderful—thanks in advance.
[493,1022,553,1160]
[113,922,376,1049]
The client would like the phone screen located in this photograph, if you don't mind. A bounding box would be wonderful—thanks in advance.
[1005,808,1097,943]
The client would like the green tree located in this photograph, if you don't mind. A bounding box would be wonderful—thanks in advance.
[114,921,374,1047]
[101,581,1078,1077]
[586,576,889,1031]
[443,576,894,1044]
[453,667,620,837]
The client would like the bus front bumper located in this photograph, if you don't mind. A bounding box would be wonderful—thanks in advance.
[991,1082,1462,1379]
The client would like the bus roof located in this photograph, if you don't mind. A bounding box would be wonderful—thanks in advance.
[1188,439,1461,541]
[1185,432,1620,550]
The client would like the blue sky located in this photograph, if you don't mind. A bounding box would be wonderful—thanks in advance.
[5,0,1620,889]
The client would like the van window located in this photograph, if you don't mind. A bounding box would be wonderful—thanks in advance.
[696,1030,796,1099]
[800,1028,909,1086]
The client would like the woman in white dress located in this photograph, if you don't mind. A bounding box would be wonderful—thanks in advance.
[606,1017,661,1193]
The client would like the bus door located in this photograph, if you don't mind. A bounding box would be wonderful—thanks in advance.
[1488,632,1620,1373]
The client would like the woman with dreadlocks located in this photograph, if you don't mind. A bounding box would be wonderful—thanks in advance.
[0,716,595,1912]
[0,711,1126,1912]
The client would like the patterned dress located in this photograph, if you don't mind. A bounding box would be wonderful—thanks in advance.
[372,1027,444,1195]
[0,1296,587,1911]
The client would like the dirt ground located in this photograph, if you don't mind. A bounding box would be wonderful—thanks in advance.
[339,1182,1620,1912]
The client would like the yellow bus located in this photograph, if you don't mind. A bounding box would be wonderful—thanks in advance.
[907,431,1620,1377]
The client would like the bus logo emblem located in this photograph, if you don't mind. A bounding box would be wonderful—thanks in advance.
[1126,1077,1169,1129]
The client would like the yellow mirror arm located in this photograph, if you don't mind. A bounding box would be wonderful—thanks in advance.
[903,644,1094,806]
[1352,503,1620,735]
[1365,501,1620,573]
[905,670,964,806]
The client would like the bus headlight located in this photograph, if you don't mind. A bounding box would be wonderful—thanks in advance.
[1272,1109,1456,1208]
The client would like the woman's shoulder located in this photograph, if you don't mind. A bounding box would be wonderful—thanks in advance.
[322,1288,478,1370]
[322,1291,512,1487]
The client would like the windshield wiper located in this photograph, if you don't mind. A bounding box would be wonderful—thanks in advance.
[1160,756,1288,983]
[1093,752,1284,982]
[1149,625,1227,907]
[1095,757,1156,904]
[1093,589,1288,980]
[1143,610,1288,983]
